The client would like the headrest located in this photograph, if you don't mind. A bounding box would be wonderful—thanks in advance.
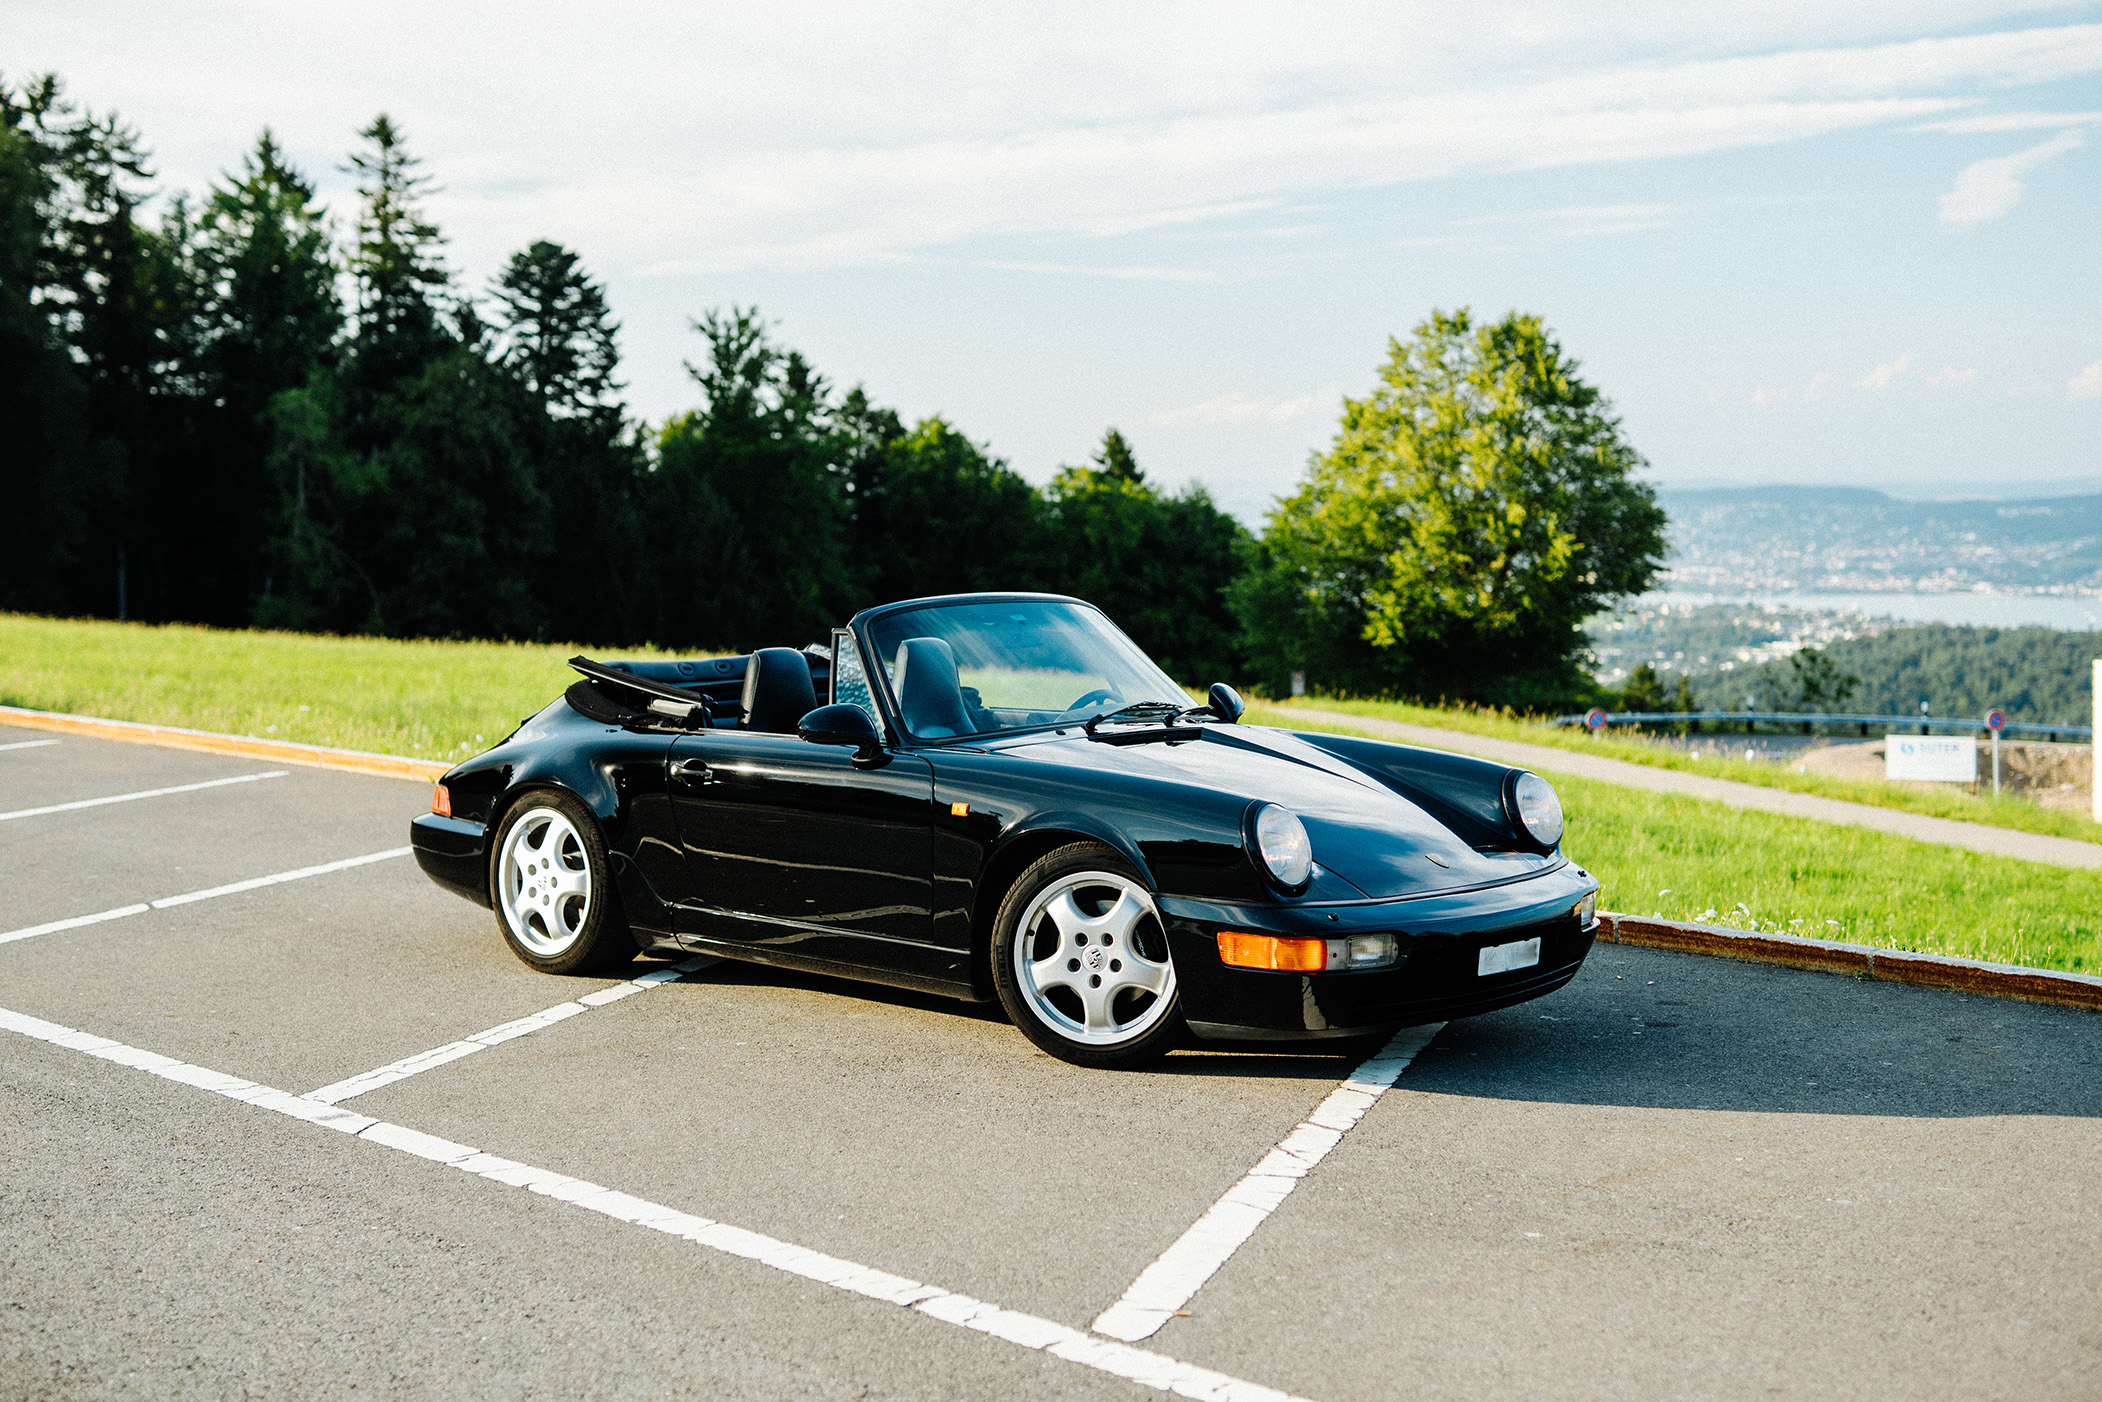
[740,647,818,734]
[894,637,972,738]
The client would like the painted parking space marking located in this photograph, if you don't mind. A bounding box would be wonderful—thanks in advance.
[0,846,412,947]
[0,1005,1312,1402]
[1092,1023,1444,1342]
[0,738,62,752]
[304,956,721,1104]
[0,768,287,822]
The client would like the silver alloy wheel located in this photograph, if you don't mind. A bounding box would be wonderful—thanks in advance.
[1011,870,1176,1046]
[497,806,592,957]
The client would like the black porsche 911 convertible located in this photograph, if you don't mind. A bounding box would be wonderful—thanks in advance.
[410,592,1600,1068]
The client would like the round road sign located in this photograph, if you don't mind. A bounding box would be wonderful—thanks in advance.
[1584,708,1609,732]
[1985,708,2006,732]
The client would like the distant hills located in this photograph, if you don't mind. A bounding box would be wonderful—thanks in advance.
[1655,486,2102,596]
[1685,623,2102,725]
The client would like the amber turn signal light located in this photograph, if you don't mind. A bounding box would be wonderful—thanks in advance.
[431,784,451,817]
[1217,930,1326,972]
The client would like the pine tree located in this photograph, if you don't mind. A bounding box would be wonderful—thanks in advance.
[1093,427,1143,483]
[182,131,340,622]
[343,114,450,406]
[0,74,96,614]
[489,240,644,643]
[0,73,168,620]
[489,240,619,416]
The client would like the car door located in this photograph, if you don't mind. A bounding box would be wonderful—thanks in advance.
[663,730,958,988]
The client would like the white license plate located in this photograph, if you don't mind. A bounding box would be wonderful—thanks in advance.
[1477,937,1541,976]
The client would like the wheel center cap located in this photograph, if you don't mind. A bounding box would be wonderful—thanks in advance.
[1084,946,1106,971]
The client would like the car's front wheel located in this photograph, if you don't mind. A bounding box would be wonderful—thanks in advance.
[491,790,634,976]
[992,842,1183,1069]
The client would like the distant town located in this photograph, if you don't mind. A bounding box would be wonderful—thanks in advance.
[1651,486,2102,598]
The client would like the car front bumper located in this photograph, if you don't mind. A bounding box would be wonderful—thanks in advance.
[1158,861,1600,1040]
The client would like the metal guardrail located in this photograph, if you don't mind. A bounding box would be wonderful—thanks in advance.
[1546,709,2094,742]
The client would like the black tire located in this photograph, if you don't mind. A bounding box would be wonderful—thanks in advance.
[488,789,635,976]
[991,842,1184,1070]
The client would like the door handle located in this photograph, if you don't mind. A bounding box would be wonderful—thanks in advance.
[672,756,712,783]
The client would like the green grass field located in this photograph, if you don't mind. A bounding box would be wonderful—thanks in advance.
[0,614,683,760]
[1561,774,2101,974]
[1260,694,2102,846]
[6,614,2095,973]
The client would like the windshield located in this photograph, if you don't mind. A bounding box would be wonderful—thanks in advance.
[864,599,1187,740]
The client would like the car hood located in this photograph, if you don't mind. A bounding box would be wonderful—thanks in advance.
[983,723,1558,899]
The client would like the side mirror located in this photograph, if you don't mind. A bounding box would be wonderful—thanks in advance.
[798,703,884,761]
[1207,682,1245,724]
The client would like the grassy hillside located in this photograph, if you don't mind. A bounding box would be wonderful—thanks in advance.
[1562,773,2100,975]
[0,614,680,759]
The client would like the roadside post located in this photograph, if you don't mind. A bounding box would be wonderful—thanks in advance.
[1985,708,2005,798]
[2093,661,2101,822]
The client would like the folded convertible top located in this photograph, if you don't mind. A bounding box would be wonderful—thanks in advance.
[565,656,714,728]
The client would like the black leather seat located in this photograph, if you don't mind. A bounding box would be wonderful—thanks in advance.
[741,648,818,733]
[894,637,973,738]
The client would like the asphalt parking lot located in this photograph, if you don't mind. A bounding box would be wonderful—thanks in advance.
[4,720,2100,1401]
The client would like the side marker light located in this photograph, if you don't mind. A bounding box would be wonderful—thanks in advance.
[431,784,451,817]
[950,801,969,817]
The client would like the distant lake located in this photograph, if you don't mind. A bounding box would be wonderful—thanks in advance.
[1649,590,2102,632]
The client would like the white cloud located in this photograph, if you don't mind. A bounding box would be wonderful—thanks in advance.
[1148,388,1338,426]
[1804,371,1837,400]
[1914,109,2102,133]
[17,6,2101,274]
[1938,128,2086,225]
[1857,353,1916,389]
[2073,360,2102,399]
[1926,365,1979,384]
[1751,387,1785,406]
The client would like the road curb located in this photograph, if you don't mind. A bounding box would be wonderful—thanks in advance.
[1599,911,2102,1012]
[0,705,449,785]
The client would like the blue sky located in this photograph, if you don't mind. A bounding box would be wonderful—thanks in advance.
[14,1,2101,523]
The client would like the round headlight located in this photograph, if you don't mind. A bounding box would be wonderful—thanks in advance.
[1252,804,1313,888]
[1511,772,1564,849]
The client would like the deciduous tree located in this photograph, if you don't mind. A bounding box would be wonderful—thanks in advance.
[1236,309,1665,708]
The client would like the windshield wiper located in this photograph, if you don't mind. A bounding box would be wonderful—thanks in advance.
[1082,700,1199,734]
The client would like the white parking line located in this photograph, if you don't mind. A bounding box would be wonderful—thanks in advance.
[304,956,720,1104]
[1092,1023,1445,1342]
[0,738,62,752]
[0,769,287,822]
[0,847,412,947]
[0,1005,1311,1402]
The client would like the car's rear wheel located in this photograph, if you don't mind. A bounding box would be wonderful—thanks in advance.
[992,842,1183,1070]
[491,790,634,976]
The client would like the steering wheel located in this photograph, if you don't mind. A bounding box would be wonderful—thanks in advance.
[1061,688,1121,713]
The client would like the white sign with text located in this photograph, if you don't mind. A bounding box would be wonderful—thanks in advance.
[1885,735,1977,782]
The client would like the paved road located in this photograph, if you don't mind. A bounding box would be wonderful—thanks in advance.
[1277,705,2102,870]
[3,722,2098,1400]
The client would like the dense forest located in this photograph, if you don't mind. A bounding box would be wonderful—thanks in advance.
[1,74,1665,706]
[1687,625,2102,724]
